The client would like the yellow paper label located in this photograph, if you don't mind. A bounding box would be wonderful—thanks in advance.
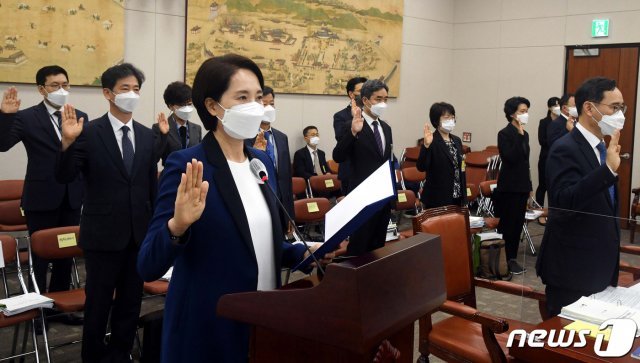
[397,193,407,203]
[563,320,611,341]
[324,179,334,188]
[466,187,472,197]
[307,202,319,213]
[461,160,466,172]
[20,207,25,217]
[57,233,77,248]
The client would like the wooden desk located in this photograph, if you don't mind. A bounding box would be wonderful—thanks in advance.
[509,316,640,362]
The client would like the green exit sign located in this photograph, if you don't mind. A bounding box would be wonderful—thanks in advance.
[592,19,609,37]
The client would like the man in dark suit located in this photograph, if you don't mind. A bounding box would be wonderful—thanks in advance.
[333,77,366,195]
[535,96,560,218]
[0,66,87,297]
[293,125,329,180]
[153,81,202,165]
[333,79,393,256]
[245,86,294,222]
[536,77,624,317]
[57,63,168,361]
[547,93,577,148]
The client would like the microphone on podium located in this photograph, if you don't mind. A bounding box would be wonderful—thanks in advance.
[249,158,325,275]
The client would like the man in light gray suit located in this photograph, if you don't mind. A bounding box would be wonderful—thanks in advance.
[153,81,202,165]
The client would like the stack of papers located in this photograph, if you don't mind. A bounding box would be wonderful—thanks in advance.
[0,293,53,316]
[469,216,484,228]
[525,210,544,221]
[160,267,173,282]
[476,232,503,241]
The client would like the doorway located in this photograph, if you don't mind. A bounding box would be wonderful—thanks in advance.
[564,45,639,228]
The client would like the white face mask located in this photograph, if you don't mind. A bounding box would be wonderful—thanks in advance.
[46,88,69,108]
[112,90,140,113]
[263,105,276,123]
[567,106,578,118]
[441,119,455,133]
[551,106,561,116]
[174,105,194,121]
[516,113,529,125]
[591,103,625,136]
[309,136,320,146]
[369,102,388,118]
[218,101,265,140]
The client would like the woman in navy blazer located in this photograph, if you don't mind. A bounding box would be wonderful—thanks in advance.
[137,55,330,362]
[416,102,467,209]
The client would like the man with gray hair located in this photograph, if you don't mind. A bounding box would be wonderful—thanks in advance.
[333,79,394,255]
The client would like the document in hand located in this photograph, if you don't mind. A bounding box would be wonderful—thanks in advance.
[0,292,54,316]
[293,161,396,271]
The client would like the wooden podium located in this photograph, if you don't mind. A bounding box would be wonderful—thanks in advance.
[217,233,446,362]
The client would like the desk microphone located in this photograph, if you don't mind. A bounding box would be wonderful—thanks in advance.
[249,158,325,275]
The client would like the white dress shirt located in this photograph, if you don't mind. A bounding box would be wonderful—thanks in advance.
[108,112,135,155]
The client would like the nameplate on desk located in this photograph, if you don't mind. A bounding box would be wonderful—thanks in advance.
[397,193,407,203]
[307,202,319,213]
[324,179,334,188]
[57,233,77,248]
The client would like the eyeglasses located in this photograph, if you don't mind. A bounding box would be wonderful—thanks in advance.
[44,83,70,91]
[593,102,627,114]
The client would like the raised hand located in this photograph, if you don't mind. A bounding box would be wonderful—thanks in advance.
[253,130,267,151]
[60,104,84,151]
[566,116,576,132]
[606,129,621,172]
[423,123,434,148]
[1,87,21,114]
[350,99,364,136]
[168,159,210,237]
[157,112,169,135]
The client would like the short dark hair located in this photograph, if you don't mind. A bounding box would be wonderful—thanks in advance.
[192,54,264,131]
[360,79,388,101]
[547,97,560,107]
[503,96,530,122]
[36,65,68,85]
[263,86,275,98]
[559,93,574,107]
[163,81,192,107]
[429,102,455,128]
[101,63,145,90]
[346,77,367,95]
[575,77,617,117]
[303,125,317,137]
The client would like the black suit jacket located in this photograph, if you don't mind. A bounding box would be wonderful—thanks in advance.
[496,123,532,193]
[245,127,294,221]
[292,146,328,180]
[333,118,393,189]
[536,127,619,292]
[152,115,202,165]
[0,102,87,211]
[547,114,570,148]
[538,115,553,160]
[56,114,162,252]
[416,131,467,208]
[333,105,352,184]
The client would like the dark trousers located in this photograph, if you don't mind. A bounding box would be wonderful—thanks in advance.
[536,154,547,205]
[496,192,528,260]
[545,284,596,317]
[82,242,143,363]
[346,205,391,256]
[25,197,80,293]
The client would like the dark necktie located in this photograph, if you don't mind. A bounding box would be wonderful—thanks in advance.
[265,130,276,167]
[179,126,187,149]
[372,121,383,155]
[53,111,62,132]
[121,125,134,176]
[596,142,615,204]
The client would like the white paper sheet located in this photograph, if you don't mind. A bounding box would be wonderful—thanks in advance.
[0,241,4,269]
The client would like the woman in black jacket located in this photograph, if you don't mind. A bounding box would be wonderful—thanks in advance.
[416,102,466,209]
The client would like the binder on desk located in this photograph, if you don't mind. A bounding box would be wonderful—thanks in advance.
[293,161,396,271]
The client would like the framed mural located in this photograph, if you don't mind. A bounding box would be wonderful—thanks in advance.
[186,0,403,96]
[0,0,125,86]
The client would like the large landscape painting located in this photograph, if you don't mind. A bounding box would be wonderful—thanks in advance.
[0,0,125,86]
[186,0,403,96]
